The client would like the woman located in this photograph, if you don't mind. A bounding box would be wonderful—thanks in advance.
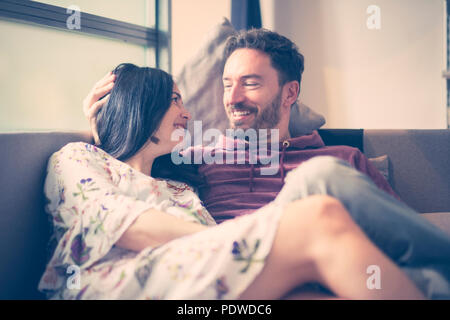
[39,63,424,299]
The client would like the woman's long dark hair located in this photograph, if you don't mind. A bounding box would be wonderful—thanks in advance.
[97,63,173,161]
[96,63,202,186]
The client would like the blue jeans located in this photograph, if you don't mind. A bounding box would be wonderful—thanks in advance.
[274,156,450,299]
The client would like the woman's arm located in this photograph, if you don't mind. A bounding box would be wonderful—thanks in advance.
[116,208,208,251]
[46,143,209,269]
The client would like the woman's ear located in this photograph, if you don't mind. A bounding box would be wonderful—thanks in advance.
[282,81,300,110]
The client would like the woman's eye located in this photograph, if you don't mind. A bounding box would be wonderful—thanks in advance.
[171,96,184,107]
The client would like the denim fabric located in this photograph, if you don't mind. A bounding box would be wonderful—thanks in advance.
[274,156,450,299]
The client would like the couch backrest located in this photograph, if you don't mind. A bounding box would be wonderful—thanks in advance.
[0,129,448,299]
[363,129,450,213]
[0,132,91,299]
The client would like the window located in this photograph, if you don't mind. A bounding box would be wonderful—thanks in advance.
[0,0,171,131]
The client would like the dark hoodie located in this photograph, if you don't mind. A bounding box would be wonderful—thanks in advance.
[184,130,398,223]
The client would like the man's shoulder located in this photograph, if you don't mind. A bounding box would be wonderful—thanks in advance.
[294,144,362,157]
[288,144,365,169]
[319,144,362,154]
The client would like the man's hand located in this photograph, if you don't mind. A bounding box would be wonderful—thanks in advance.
[83,71,116,145]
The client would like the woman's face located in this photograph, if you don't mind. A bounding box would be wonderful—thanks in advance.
[152,83,191,153]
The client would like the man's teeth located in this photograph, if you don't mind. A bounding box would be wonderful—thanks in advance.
[233,110,251,116]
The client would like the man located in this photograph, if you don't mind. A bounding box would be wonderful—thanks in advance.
[197,29,398,222]
[84,28,450,299]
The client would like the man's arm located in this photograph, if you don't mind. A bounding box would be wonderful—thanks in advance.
[83,71,115,144]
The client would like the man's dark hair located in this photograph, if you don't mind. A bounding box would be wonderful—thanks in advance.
[96,63,173,161]
[223,28,304,92]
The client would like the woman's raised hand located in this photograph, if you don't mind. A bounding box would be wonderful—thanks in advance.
[83,71,116,145]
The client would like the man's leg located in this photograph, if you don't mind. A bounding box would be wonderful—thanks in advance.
[273,156,450,298]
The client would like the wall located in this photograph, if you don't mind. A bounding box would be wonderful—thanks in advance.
[171,0,231,77]
[265,0,447,129]
[2,1,445,131]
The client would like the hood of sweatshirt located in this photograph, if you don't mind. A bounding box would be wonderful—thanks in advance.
[216,130,325,150]
[213,130,326,192]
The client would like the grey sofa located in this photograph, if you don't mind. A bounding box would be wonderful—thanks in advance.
[0,129,449,299]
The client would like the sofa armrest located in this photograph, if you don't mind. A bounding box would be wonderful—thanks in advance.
[0,131,92,299]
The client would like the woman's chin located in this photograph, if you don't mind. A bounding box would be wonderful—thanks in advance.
[165,138,185,153]
[171,128,187,139]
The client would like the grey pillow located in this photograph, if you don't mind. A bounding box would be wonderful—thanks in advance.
[368,154,390,183]
[176,18,325,136]
[289,102,326,137]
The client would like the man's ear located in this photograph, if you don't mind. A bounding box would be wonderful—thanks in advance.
[282,81,300,110]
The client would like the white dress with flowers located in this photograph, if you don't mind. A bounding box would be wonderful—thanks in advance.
[38,142,284,299]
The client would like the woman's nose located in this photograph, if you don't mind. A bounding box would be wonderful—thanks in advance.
[181,108,192,121]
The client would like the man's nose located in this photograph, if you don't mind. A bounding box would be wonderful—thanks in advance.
[226,85,245,106]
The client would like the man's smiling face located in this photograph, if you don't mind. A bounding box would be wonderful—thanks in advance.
[222,48,284,131]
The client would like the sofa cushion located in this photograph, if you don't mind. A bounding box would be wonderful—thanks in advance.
[368,154,390,184]
[0,131,91,299]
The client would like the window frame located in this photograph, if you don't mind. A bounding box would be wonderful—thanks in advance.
[0,0,171,69]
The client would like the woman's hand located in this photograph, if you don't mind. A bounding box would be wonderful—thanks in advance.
[83,71,116,145]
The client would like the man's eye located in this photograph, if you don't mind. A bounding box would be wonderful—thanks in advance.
[244,83,258,87]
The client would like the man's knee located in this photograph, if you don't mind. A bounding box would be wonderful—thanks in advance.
[311,195,349,221]
[287,195,348,224]
[281,156,364,203]
[286,156,349,185]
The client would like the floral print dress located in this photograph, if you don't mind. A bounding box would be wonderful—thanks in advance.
[38,142,284,299]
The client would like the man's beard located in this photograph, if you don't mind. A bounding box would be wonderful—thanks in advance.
[228,90,282,131]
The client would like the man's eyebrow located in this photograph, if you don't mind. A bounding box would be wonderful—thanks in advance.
[222,74,263,81]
